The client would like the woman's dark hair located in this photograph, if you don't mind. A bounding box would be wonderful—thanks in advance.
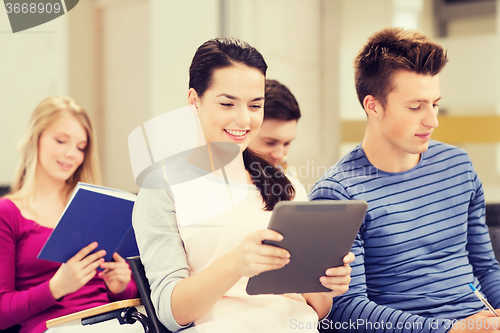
[243,149,295,211]
[189,37,267,97]
[189,37,295,210]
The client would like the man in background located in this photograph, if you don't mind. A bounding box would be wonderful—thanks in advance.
[248,79,301,172]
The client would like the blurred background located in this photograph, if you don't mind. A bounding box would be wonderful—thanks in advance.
[0,0,499,200]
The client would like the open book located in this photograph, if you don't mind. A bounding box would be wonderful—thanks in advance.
[37,182,139,263]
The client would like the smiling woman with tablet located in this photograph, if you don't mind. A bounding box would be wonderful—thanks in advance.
[132,38,355,333]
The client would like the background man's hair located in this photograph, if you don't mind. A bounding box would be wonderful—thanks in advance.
[354,27,448,108]
[264,79,301,121]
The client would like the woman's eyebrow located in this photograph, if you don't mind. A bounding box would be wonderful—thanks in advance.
[216,94,264,102]
[216,93,237,100]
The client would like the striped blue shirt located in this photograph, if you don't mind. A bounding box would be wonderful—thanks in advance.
[309,141,500,333]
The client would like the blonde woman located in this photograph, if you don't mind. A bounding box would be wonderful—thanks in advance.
[0,97,139,333]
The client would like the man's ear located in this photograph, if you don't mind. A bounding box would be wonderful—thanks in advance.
[188,88,200,113]
[363,95,382,118]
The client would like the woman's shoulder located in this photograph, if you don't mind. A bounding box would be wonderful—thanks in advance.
[0,197,22,233]
[0,197,18,215]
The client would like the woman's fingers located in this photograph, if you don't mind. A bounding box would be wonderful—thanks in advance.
[246,229,290,258]
[68,241,99,262]
[100,261,121,270]
[100,252,130,273]
[100,265,130,277]
[240,233,290,267]
[319,263,352,296]
[240,230,290,261]
[231,229,292,277]
[82,268,99,284]
[80,258,105,276]
[100,258,129,271]
[255,243,290,259]
[49,243,109,299]
[112,252,126,262]
[79,249,106,268]
[245,252,290,267]
[99,253,132,282]
[248,229,284,243]
[67,242,107,273]
[320,274,351,287]
[325,264,352,277]
[343,252,355,265]
[100,269,130,282]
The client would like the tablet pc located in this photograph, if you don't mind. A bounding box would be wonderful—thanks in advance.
[246,200,367,295]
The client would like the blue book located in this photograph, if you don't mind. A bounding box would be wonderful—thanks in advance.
[37,182,139,264]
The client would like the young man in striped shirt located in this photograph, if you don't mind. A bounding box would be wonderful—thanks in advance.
[310,27,500,333]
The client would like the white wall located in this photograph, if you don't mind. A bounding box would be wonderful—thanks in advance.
[339,0,394,122]
[96,0,220,193]
[437,35,499,115]
[0,9,68,185]
[97,0,151,193]
[225,0,341,191]
[435,1,500,202]
[150,0,220,117]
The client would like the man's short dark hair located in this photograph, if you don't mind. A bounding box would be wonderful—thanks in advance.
[264,79,301,121]
[355,27,448,108]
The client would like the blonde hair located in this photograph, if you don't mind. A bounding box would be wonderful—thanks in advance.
[9,96,101,203]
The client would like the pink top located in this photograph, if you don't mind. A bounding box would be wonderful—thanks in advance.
[0,198,138,333]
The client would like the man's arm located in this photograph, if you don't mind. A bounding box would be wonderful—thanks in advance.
[323,234,452,333]
[466,167,500,307]
[309,180,451,333]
